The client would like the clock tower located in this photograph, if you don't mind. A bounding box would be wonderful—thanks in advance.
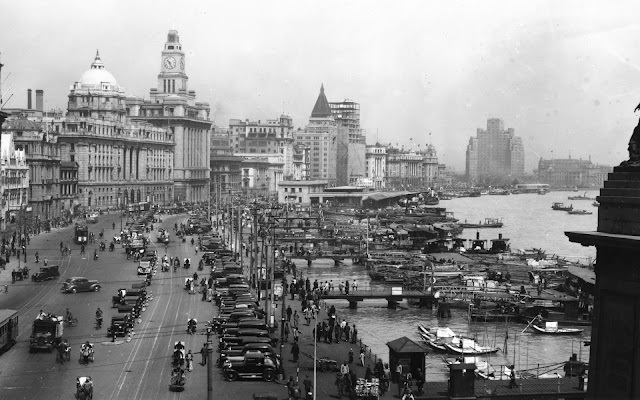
[158,30,188,94]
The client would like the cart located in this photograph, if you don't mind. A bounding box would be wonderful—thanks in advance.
[355,378,379,399]
[76,376,93,399]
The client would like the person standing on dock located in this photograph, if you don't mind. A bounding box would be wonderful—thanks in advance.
[293,311,299,329]
[345,280,350,295]
[286,305,292,322]
[359,348,366,366]
[508,365,518,389]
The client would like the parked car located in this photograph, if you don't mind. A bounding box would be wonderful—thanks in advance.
[31,266,60,282]
[219,343,278,366]
[61,277,101,293]
[222,352,278,382]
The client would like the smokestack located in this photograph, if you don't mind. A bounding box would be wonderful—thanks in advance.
[27,89,32,109]
[499,233,503,240]
[36,90,43,112]
[476,232,480,240]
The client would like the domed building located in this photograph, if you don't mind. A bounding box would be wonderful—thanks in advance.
[56,51,175,210]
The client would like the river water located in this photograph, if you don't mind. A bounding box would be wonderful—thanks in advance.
[291,191,596,381]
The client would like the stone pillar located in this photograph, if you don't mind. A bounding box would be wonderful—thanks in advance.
[566,167,640,399]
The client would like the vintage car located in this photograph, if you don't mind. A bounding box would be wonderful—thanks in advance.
[137,261,152,275]
[222,352,278,382]
[32,266,60,282]
[61,277,101,293]
[218,343,279,367]
[107,316,133,337]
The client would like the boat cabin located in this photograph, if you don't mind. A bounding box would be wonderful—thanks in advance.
[490,234,510,253]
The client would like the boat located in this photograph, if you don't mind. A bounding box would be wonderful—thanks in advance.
[443,339,500,355]
[459,218,503,229]
[592,201,599,207]
[568,192,595,201]
[551,202,573,211]
[537,189,547,195]
[418,325,499,355]
[531,321,583,335]
[567,209,592,215]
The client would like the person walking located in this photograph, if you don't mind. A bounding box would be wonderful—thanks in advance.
[292,326,299,342]
[284,322,290,342]
[286,305,293,322]
[200,343,208,365]
[291,341,300,362]
[351,325,358,344]
[359,347,366,366]
[415,368,425,395]
[293,310,299,329]
[303,375,313,398]
[335,372,346,399]
[348,348,354,364]
[185,350,194,371]
[340,361,349,376]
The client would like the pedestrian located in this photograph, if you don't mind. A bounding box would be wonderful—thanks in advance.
[381,363,391,395]
[286,305,292,322]
[292,326,299,342]
[201,284,207,301]
[291,341,300,362]
[344,323,351,342]
[200,343,208,365]
[293,310,299,329]
[345,280,350,295]
[334,325,341,343]
[351,325,358,344]
[284,322,290,342]
[340,361,350,375]
[185,350,193,371]
[336,372,346,399]
[207,286,213,302]
[352,280,357,291]
[303,374,313,398]
[81,245,85,255]
[43,258,48,266]
[348,348,354,364]
[359,347,366,366]
[415,368,425,395]
[397,366,405,398]
[339,282,344,294]
[365,365,373,380]
[508,365,518,389]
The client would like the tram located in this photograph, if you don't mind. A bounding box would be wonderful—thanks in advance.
[0,309,18,352]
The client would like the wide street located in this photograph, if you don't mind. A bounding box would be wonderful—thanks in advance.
[0,212,220,400]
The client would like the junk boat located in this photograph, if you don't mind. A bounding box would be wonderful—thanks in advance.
[551,202,573,211]
[459,218,503,229]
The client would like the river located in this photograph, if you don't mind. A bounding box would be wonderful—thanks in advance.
[291,191,596,381]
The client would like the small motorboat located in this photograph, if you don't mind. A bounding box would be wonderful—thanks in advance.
[567,209,592,215]
[531,321,583,335]
[443,339,500,355]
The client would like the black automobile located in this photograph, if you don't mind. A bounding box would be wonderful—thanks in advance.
[222,352,278,382]
[218,343,278,367]
[32,266,60,282]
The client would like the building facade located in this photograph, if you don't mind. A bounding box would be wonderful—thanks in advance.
[537,157,612,188]
[291,143,310,181]
[0,130,29,230]
[210,155,242,196]
[365,144,387,190]
[465,118,525,180]
[278,180,328,205]
[56,51,175,210]
[127,30,211,203]
[3,117,61,224]
[235,153,284,195]
[228,115,294,177]
[295,85,338,184]
[386,149,425,189]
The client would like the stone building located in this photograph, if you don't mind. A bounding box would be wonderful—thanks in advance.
[536,156,611,188]
[295,85,338,184]
[365,144,387,190]
[0,129,29,230]
[127,30,211,203]
[228,115,294,177]
[291,143,310,181]
[3,116,61,224]
[465,118,525,181]
[56,51,175,209]
[235,153,284,196]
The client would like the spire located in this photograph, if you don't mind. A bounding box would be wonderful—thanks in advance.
[310,83,332,118]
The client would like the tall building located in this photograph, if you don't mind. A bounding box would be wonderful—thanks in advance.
[329,100,360,132]
[3,116,61,225]
[57,51,175,209]
[228,115,294,178]
[365,144,386,190]
[537,156,611,188]
[295,85,338,184]
[127,30,212,203]
[465,118,524,180]
[0,129,29,230]
[330,99,366,186]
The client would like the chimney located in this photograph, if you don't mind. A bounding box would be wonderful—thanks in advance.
[27,89,32,109]
[476,232,480,240]
[36,90,43,112]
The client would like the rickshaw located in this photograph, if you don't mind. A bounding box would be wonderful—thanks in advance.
[79,342,94,365]
[169,367,186,391]
[76,376,94,399]
[172,341,186,367]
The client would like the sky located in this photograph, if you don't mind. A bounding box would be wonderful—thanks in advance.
[2,0,640,172]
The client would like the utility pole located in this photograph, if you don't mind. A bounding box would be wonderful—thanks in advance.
[206,324,213,400]
[269,211,275,330]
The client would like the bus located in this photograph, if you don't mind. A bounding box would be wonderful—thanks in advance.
[127,202,150,214]
[0,309,18,352]
[75,225,89,244]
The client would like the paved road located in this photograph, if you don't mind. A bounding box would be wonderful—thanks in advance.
[0,212,219,400]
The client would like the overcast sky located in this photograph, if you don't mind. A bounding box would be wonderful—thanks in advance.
[2,0,639,172]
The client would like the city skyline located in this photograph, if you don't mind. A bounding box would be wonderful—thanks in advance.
[1,0,638,172]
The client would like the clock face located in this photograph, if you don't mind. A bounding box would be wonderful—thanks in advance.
[164,56,176,69]
[180,57,185,71]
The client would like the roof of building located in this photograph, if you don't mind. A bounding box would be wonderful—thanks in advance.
[310,84,332,118]
[79,50,118,87]
[386,336,430,354]
[60,161,79,168]
[3,117,41,131]
[279,180,329,186]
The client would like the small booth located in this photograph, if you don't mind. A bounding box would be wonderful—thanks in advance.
[386,336,429,383]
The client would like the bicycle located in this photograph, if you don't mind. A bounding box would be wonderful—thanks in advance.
[66,317,78,327]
